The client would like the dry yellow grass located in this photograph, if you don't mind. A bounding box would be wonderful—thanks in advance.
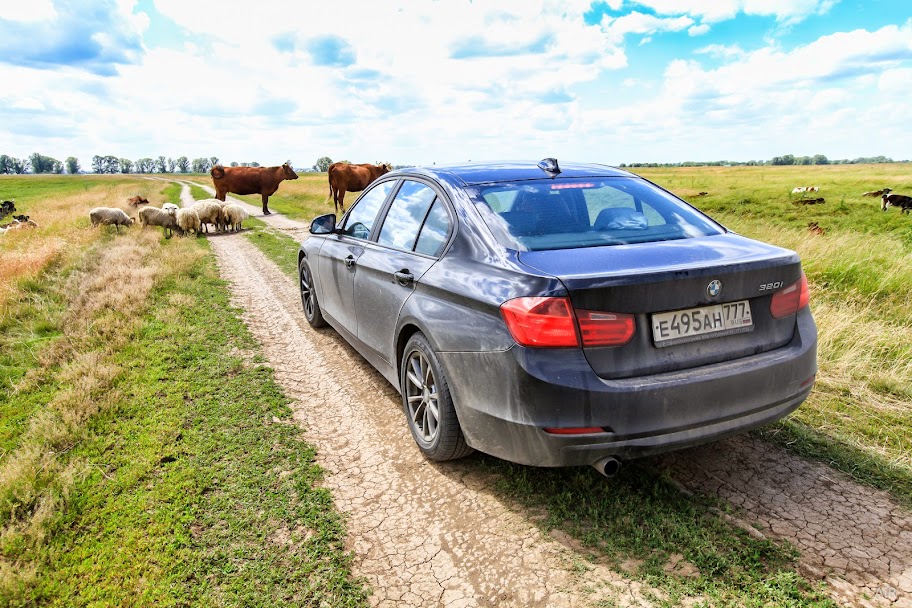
[0,228,206,593]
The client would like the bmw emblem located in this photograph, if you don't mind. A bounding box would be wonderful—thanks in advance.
[707,280,722,299]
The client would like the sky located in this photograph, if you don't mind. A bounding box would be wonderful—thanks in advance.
[1,0,910,169]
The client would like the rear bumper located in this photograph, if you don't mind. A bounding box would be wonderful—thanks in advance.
[438,308,817,467]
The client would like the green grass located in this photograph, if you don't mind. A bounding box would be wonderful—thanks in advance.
[243,218,302,278]
[482,458,835,607]
[13,251,368,606]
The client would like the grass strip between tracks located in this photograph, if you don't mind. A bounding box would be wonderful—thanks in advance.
[1,222,369,606]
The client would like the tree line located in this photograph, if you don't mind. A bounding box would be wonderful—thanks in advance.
[0,153,268,175]
[621,154,904,168]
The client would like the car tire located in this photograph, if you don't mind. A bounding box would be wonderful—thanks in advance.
[400,333,473,462]
[299,258,326,328]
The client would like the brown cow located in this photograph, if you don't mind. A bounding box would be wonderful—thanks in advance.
[328,162,393,213]
[127,195,150,207]
[210,163,298,215]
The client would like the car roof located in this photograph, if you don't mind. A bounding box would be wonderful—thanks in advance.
[388,160,636,187]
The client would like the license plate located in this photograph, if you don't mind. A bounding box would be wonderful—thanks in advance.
[652,300,753,347]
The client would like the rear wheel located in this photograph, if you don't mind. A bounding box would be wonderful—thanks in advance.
[299,258,326,328]
[400,333,473,461]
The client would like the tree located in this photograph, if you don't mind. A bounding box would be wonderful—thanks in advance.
[191,157,209,173]
[92,155,105,174]
[315,156,333,172]
[812,154,829,165]
[167,158,176,173]
[209,156,219,168]
[66,156,80,174]
[29,152,63,174]
[135,158,154,173]
[177,156,190,173]
[156,156,167,173]
[230,161,239,167]
[119,158,134,174]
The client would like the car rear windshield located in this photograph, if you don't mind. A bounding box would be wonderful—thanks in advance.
[470,177,725,251]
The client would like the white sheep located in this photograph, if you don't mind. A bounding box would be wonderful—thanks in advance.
[192,199,224,233]
[221,203,249,232]
[138,206,178,238]
[175,207,201,237]
[89,207,134,231]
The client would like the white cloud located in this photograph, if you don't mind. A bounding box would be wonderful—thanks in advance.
[688,24,711,36]
[694,44,745,59]
[0,0,57,22]
[600,11,694,44]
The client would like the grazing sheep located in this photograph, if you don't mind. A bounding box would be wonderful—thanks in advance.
[792,186,820,195]
[882,192,912,213]
[4,218,38,230]
[89,207,134,231]
[138,206,178,238]
[192,199,224,233]
[221,203,249,232]
[175,207,201,237]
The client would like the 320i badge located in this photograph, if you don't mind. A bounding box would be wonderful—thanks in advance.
[298,159,817,476]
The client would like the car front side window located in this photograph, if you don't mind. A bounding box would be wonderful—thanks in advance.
[377,181,437,251]
[342,181,395,240]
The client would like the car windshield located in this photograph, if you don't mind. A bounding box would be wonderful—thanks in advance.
[469,177,725,251]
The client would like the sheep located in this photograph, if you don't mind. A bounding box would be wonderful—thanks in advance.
[882,192,912,213]
[791,186,820,195]
[89,207,134,231]
[221,203,249,232]
[192,199,224,233]
[3,219,38,231]
[863,189,890,197]
[138,205,178,238]
[175,207,201,237]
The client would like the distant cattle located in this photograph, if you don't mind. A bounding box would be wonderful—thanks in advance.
[862,189,889,197]
[882,192,912,213]
[128,195,150,207]
[210,163,298,215]
[328,162,393,213]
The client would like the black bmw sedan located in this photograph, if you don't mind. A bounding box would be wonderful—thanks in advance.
[298,159,817,475]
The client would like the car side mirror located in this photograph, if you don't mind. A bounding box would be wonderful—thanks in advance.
[310,213,337,235]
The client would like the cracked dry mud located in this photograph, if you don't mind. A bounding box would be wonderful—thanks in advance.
[185,184,910,608]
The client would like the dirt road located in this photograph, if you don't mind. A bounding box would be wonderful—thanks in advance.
[179,184,910,607]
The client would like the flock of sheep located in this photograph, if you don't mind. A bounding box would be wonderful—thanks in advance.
[89,198,250,238]
[0,200,39,234]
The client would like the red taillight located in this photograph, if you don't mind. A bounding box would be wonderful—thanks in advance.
[500,297,579,347]
[770,273,811,319]
[576,310,636,347]
[500,297,636,348]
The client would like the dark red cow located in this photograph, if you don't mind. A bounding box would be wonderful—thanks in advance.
[127,195,149,207]
[328,162,392,213]
[210,163,298,215]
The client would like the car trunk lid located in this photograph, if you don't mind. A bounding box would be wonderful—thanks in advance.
[518,234,804,379]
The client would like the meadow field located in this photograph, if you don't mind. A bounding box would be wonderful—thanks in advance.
[1,164,910,606]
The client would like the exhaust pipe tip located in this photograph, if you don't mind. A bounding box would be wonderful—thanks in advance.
[592,456,621,478]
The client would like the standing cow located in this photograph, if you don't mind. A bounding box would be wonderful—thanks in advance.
[210,163,298,215]
[328,162,393,213]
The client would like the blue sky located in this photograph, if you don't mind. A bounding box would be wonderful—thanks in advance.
[0,0,910,168]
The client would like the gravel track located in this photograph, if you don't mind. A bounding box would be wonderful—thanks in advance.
[177,182,910,607]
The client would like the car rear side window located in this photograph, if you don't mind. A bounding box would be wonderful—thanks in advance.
[414,200,451,257]
[378,181,437,251]
[341,180,394,240]
[473,177,724,251]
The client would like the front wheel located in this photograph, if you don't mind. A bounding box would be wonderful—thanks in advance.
[400,333,473,462]
[299,258,326,328]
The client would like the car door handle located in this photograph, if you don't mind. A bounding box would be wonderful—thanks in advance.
[344,255,356,269]
[393,270,414,285]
